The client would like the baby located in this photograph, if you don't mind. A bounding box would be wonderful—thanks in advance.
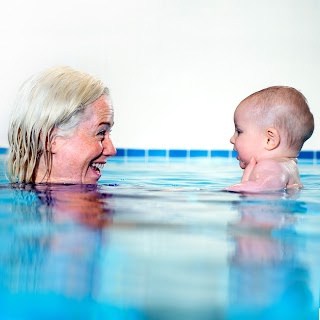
[224,86,314,193]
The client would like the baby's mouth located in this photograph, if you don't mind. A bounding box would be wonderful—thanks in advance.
[90,162,105,173]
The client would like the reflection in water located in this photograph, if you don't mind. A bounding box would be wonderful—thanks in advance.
[0,184,132,318]
[227,191,315,319]
[0,183,318,319]
[35,184,114,228]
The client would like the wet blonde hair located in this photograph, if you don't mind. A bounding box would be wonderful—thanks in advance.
[240,86,314,153]
[7,66,109,183]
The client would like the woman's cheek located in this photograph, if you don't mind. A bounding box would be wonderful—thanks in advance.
[98,141,104,151]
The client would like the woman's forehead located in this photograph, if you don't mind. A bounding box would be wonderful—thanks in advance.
[84,96,114,121]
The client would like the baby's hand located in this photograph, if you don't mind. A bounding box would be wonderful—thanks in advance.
[241,157,256,182]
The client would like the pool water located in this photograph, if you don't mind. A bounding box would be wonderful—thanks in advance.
[0,155,319,319]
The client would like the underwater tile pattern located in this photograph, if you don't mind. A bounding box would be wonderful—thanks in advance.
[0,147,316,159]
[112,148,317,159]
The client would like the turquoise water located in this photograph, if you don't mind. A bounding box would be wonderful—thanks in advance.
[0,155,319,319]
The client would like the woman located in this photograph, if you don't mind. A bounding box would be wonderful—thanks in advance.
[7,66,116,184]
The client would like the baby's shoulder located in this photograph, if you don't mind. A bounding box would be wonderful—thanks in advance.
[277,157,299,168]
[257,158,298,171]
[260,157,298,164]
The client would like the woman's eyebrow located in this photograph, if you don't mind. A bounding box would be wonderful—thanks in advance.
[98,121,113,126]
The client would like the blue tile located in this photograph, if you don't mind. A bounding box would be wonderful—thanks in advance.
[114,148,125,157]
[231,150,238,158]
[0,148,7,154]
[67,147,320,160]
[169,149,187,158]
[298,151,314,159]
[148,149,167,157]
[127,149,146,157]
[210,150,229,157]
[190,150,208,157]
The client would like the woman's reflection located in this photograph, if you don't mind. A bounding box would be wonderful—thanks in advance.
[1,184,115,301]
[35,184,114,228]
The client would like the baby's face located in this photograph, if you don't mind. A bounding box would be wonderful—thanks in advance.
[230,103,266,169]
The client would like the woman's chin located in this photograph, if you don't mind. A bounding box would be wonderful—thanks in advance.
[83,167,101,184]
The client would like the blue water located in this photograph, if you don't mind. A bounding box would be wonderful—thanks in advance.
[0,155,319,319]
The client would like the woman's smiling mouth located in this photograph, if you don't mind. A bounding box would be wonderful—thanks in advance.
[89,162,105,175]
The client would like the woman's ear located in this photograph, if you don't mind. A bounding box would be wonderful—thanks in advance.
[40,129,59,154]
[265,127,280,150]
[50,135,59,154]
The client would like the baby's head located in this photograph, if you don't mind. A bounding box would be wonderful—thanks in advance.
[236,86,314,155]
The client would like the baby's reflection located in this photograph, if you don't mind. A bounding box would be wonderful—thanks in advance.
[229,191,304,263]
[227,190,314,318]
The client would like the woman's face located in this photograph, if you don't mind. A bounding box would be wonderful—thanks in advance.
[48,95,116,184]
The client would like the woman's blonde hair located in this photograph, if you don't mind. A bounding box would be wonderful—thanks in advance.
[7,66,109,183]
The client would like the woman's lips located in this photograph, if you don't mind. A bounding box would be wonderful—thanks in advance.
[89,162,105,176]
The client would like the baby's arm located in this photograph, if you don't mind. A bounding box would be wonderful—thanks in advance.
[224,159,289,193]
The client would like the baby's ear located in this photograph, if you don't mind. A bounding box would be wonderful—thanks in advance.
[265,127,280,150]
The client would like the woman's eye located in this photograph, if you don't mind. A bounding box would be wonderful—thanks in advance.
[98,130,106,136]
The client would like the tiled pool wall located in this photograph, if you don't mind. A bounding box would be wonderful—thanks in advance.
[0,147,318,160]
[113,148,318,160]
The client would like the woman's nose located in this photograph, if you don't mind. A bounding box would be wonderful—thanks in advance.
[102,136,117,157]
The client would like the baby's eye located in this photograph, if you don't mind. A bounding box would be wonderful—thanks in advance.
[235,128,242,134]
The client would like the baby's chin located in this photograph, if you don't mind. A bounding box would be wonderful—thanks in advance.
[236,155,248,169]
[239,160,247,169]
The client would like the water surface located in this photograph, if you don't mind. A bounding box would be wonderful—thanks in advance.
[0,156,319,319]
